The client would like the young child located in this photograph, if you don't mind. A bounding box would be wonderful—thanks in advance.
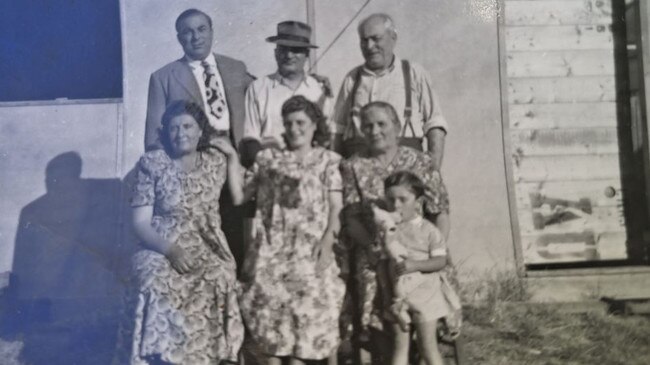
[372,171,461,365]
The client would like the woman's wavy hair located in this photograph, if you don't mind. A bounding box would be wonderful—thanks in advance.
[159,100,217,153]
[281,95,330,148]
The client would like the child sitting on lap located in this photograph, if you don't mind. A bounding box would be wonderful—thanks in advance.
[372,171,461,365]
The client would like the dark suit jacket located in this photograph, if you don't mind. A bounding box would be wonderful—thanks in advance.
[144,53,255,151]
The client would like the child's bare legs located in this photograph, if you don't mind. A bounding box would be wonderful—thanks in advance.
[266,356,283,365]
[327,348,338,365]
[414,321,444,365]
[288,357,306,365]
[390,323,411,365]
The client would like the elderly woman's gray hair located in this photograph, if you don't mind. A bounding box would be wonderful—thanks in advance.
[359,101,401,130]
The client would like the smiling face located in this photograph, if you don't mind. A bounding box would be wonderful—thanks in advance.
[358,17,396,71]
[176,13,213,61]
[360,106,399,152]
[283,110,316,150]
[274,45,308,76]
[167,114,202,156]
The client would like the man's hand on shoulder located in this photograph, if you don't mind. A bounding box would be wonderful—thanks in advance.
[310,73,333,97]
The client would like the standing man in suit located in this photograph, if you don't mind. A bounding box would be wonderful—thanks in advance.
[143,8,255,268]
[144,8,255,151]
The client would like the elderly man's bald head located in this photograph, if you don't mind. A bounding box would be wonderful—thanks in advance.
[357,13,397,71]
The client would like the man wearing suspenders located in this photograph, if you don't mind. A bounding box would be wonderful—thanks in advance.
[331,13,448,170]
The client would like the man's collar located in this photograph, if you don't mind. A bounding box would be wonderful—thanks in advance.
[269,71,312,88]
[361,55,400,76]
[184,53,217,68]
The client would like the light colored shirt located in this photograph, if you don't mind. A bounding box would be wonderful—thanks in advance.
[395,216,447,261]
[332,56,447,143]
[243,72,333,141]
[186,53,231,131]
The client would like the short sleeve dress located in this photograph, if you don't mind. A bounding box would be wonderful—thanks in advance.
[116,150,244,365]
[339,146,449,336]
[238,147,346,360]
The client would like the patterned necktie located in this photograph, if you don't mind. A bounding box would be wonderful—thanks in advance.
[201,61,226,120]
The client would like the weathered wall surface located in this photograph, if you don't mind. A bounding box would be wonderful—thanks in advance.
[1,1,515,277]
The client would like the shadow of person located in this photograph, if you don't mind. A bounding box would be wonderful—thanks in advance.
[0,151,135,364]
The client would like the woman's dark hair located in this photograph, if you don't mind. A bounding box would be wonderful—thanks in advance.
[281,95,330,148]
[360,101,401,131]
[384,170,427,198]
[159,100,216,152]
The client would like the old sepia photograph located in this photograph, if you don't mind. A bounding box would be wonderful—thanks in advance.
[1,0,650,364]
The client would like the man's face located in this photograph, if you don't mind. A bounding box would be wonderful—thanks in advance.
[358,18,396,71]
[274,45,308,76]
[177,14,213,61]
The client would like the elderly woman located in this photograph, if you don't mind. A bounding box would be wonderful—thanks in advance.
[339,101,450,364]
[120,101,244,365]
[215,95,345,365]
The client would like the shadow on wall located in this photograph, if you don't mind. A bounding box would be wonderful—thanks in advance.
[0,151,137,364]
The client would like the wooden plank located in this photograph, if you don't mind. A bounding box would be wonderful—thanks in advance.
[506,50,615,78]
[518,206,625,234]
[505,0,613,26]
[511,127,620,156]
[508,76,616,104]
[506,25,613,51]
[522,231,628,264]
[498,0,527,275]
[515,179,623,209]
[512,153,621,182]
[509,102,617,129]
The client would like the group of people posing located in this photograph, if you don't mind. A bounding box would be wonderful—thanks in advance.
[117,8,460,365]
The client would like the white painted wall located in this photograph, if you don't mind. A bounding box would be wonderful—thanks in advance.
[0,0,515,277]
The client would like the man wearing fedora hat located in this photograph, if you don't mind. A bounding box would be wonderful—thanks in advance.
[239,20,333,167]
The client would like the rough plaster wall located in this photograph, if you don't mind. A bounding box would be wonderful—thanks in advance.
[0,103,122,273]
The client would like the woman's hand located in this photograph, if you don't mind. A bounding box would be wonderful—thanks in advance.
[395,260,418,276]
[210,137,238,159]
[165,244,196,275]
[313,231,336,272]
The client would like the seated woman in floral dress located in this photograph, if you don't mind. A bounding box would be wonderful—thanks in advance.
[117,101,244,365]
[214,95,346,365]
[338,101,451,364]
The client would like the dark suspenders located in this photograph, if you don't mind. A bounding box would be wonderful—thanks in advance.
[346,60,420,152]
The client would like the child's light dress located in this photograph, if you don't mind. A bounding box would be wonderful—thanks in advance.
[387,216,461,325]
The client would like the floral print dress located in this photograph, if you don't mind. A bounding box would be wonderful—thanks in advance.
[339,146,450,339]
[239,147,346,360]
[116,150,244,365]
